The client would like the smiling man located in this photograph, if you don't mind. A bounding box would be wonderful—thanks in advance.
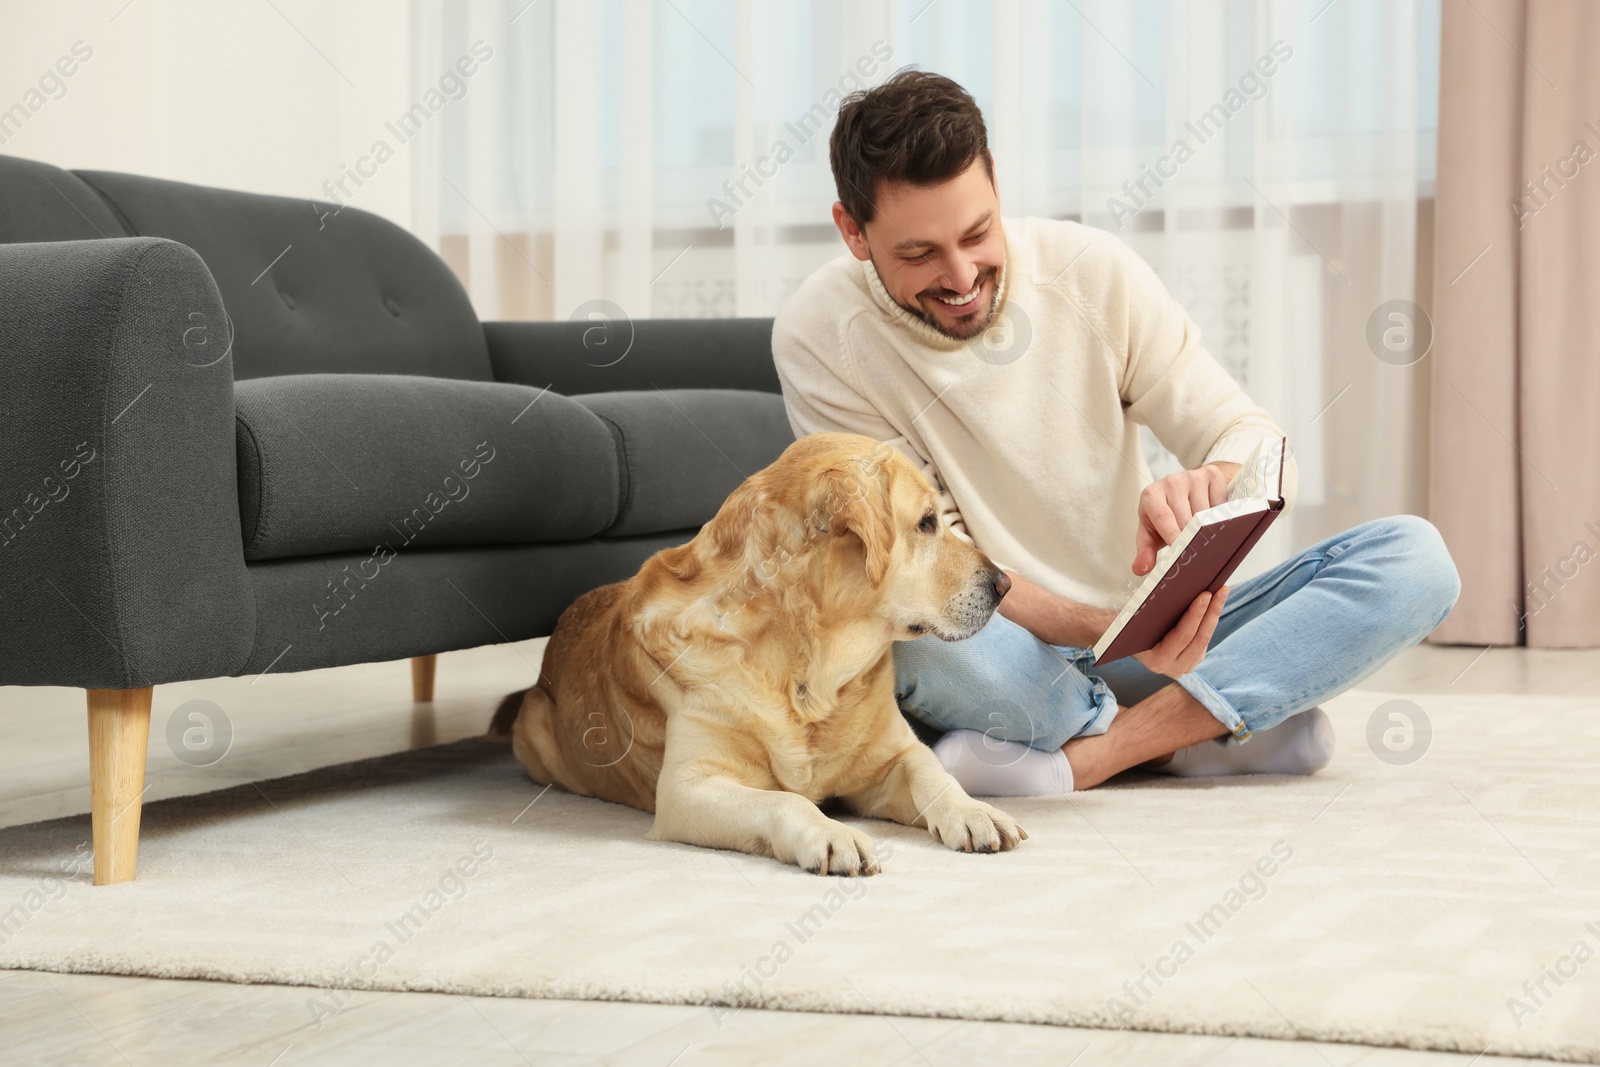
[771,70,1462,796]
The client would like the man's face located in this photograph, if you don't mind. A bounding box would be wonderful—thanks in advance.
[833,158,1006,341]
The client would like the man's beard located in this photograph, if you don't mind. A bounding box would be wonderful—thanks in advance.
[898,266,1001,341]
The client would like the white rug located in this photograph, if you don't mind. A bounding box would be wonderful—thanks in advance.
[2,688,1597,1061]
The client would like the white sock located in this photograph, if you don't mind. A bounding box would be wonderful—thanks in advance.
[1156,707,1335,778]
[932,730,1074,797]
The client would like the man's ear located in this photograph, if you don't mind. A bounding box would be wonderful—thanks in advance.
[813,465,896,587]
[832,202,871,262]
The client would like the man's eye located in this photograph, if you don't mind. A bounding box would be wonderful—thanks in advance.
[918,512,938,534]
[905,251,932,263]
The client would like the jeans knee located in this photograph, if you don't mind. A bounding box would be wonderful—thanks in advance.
[891,625,1106,749]
[1379,515,1461,630]
[893,632,1007,712]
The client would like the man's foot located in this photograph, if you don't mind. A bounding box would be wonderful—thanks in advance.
[1153,707,1335,778]
[1061,688,1222,790]
[933,730,1074,797]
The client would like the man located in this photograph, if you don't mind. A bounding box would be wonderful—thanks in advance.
[771,70,1460,796]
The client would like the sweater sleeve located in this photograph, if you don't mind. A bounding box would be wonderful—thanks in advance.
[1111,239,1300,511]
[771,309,991,554]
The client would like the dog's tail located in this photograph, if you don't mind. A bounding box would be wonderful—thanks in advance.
[487,688,527,741]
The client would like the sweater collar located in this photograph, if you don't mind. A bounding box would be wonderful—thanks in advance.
[860,229,1012,351]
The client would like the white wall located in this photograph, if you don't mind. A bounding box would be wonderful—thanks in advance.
[0,0,414,227]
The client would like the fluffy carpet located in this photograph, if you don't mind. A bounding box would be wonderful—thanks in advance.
[2,688,1597,1061]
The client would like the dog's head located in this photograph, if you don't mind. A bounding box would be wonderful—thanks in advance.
[709,432,1009,643]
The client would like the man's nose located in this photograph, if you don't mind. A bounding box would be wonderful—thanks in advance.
[940,256,979,293]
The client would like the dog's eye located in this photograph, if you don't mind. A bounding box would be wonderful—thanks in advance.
[918,511,938,534]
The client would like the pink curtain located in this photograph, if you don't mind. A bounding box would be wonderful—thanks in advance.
[1429,0,1600,647]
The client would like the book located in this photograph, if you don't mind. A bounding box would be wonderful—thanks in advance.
[1091,437,1288,666]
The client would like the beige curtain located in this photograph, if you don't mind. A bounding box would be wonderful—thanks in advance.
[1429,0,1600,648]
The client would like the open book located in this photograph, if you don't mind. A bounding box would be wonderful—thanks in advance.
[1092,437,1288,666]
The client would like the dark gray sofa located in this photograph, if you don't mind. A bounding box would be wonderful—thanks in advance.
[0,154,795,884]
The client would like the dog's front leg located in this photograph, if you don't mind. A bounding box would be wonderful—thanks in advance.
[844,724,1027,854]
[645,715,881,876]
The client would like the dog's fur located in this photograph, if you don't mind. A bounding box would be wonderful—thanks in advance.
[489,432,1025,875]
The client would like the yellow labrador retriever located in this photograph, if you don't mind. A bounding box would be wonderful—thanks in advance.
[490,431,1025,875]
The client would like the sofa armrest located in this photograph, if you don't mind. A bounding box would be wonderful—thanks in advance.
[0,237,254,689]
[484,316,780,396]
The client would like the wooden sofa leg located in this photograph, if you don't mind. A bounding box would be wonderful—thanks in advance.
[412,655,437,702]
[87,687,152,885]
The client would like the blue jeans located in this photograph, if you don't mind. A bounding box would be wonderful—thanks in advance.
[893,516,1462,750]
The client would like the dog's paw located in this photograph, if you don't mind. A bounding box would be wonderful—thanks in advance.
[929,801,1026,854]
[791,820,881,876]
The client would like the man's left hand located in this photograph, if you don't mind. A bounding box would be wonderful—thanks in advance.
[1132,462,1241,576]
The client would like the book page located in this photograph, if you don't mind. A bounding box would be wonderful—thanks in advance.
[1226,436,1286,505]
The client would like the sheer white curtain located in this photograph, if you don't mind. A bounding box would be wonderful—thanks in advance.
[414,0,1439,562]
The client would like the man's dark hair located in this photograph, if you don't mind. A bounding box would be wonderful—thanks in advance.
[829,69,992,226]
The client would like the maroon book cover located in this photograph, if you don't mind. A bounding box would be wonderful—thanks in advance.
[1092,439,1287,666]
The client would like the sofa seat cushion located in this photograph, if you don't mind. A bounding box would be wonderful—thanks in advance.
[575,389,794,537]
[235,375,620,562]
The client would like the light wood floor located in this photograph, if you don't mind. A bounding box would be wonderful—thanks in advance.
[3,640,1596,1066]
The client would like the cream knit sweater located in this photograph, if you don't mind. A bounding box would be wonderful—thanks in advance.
[771,215,1296,611]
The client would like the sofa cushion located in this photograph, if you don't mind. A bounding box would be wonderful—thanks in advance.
[0,156,130,244]
[73,169,492,382]
[485,317,782,396]
[238,531,694,675]
[235,375,619,562]
[576,389,794,537]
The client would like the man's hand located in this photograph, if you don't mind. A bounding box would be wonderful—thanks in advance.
[1133,462,1240,576]
[1132,585,1228,677]
[1126,460,1241,676]
[998,567,1229,678]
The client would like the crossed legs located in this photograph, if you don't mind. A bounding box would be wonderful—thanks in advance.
[896,516,1462,793]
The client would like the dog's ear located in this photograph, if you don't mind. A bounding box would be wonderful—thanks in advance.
[811,462,896,587]
[703,478,786,572]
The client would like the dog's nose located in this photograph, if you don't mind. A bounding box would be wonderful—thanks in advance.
[992,569,1011,599]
